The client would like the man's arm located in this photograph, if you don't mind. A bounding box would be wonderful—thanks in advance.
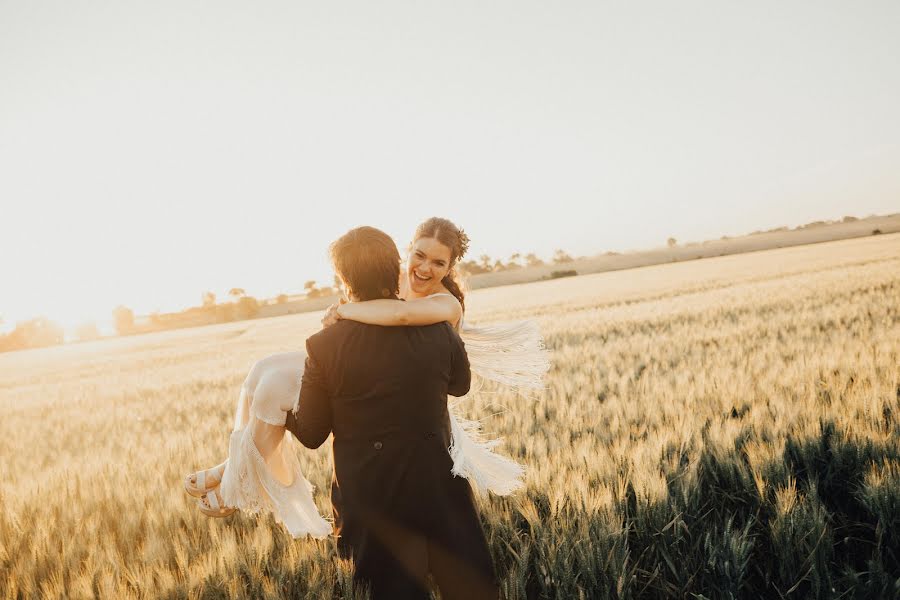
[447,326,472,397]
[285,338,333,449]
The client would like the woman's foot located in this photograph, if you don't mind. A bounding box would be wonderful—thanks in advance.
[197,487,236,518]
[183,463,226,498]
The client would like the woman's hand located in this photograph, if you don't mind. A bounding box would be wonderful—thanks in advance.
[321,299,346,329]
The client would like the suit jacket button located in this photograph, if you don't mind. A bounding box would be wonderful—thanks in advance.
[373,441,383,450]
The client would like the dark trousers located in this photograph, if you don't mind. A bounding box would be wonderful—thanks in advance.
[336,505,499,600]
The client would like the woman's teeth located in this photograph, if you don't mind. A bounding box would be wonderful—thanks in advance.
[414,272,432,282]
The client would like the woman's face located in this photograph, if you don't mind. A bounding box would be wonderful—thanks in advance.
[407,236,453,295]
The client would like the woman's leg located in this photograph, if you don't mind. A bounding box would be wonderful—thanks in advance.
[249,415,293,486]
[195,362,291,496]
[214,354,332,538]
[246,367,302,486]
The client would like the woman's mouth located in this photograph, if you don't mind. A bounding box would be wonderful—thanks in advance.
[412,271,432,284]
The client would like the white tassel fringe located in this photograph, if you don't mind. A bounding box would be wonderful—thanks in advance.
[447,319,551,496]
[460,320,551,393]
[448,402,525,496]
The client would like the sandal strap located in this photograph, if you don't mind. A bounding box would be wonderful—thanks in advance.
[206,490,221,510]
[196,470,206,490]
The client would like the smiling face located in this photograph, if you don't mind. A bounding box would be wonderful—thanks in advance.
[407,236,453,295]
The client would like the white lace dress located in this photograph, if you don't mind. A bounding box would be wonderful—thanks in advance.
[218,302,550,539]
[218,352,334,539]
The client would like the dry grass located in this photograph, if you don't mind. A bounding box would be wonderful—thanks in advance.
[1,233,898,599]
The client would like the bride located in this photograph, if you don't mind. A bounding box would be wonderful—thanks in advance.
[183,217,550,538]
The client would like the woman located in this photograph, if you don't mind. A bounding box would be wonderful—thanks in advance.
[184,217,549,538]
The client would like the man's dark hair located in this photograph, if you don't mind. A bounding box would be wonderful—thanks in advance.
[330,226,401,301]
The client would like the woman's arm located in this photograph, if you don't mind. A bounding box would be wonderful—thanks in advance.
[336,294,462,327]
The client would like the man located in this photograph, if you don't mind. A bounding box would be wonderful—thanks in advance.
[284,226,498,600]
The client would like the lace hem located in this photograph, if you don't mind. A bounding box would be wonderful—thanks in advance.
[219,426,333,539]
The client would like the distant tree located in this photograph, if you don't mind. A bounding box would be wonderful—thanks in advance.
[202,291,216,308]
[276,294,289,304]
[506,253,522,269]
[113,306,135,335]
[457,260,484,275]
[228,288,246,300]
[304,280,320,298]
[667,237,677,248]
[842,215,858,223]
[76,322,100,342]
[492,259,505,272]
[553,249,574,264]
[236,296,260,319]
[478,255,492,271]
[215,303,235,323]
[525,253,544,268]
[0,318,64,350]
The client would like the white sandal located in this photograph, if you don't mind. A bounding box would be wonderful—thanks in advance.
[184,468,221,498]
[197,488,236,518]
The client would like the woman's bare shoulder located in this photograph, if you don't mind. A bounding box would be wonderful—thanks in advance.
[424,288,459,302]
[426,290,462,329]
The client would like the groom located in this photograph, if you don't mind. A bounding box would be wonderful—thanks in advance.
[284,226,498,600]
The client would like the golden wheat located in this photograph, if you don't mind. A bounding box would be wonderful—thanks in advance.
[1,233,898,599]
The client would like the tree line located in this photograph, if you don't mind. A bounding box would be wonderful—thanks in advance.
[458,249,574,275]
[0,248,576,352]
[3,212,875,352]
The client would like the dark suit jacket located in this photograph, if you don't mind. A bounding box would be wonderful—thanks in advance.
[285,317,497,600]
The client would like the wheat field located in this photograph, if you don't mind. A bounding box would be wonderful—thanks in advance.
[1,233,898,599]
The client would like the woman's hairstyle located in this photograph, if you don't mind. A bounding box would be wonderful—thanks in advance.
[413,217,470,312]
[330,226,401,301]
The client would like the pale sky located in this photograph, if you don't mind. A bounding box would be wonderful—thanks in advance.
[2,1,899,333]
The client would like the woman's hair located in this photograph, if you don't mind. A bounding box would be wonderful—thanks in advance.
[330,226,401,301]
[413,217,470,312]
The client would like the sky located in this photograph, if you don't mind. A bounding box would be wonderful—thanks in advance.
[2,0,899,333]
